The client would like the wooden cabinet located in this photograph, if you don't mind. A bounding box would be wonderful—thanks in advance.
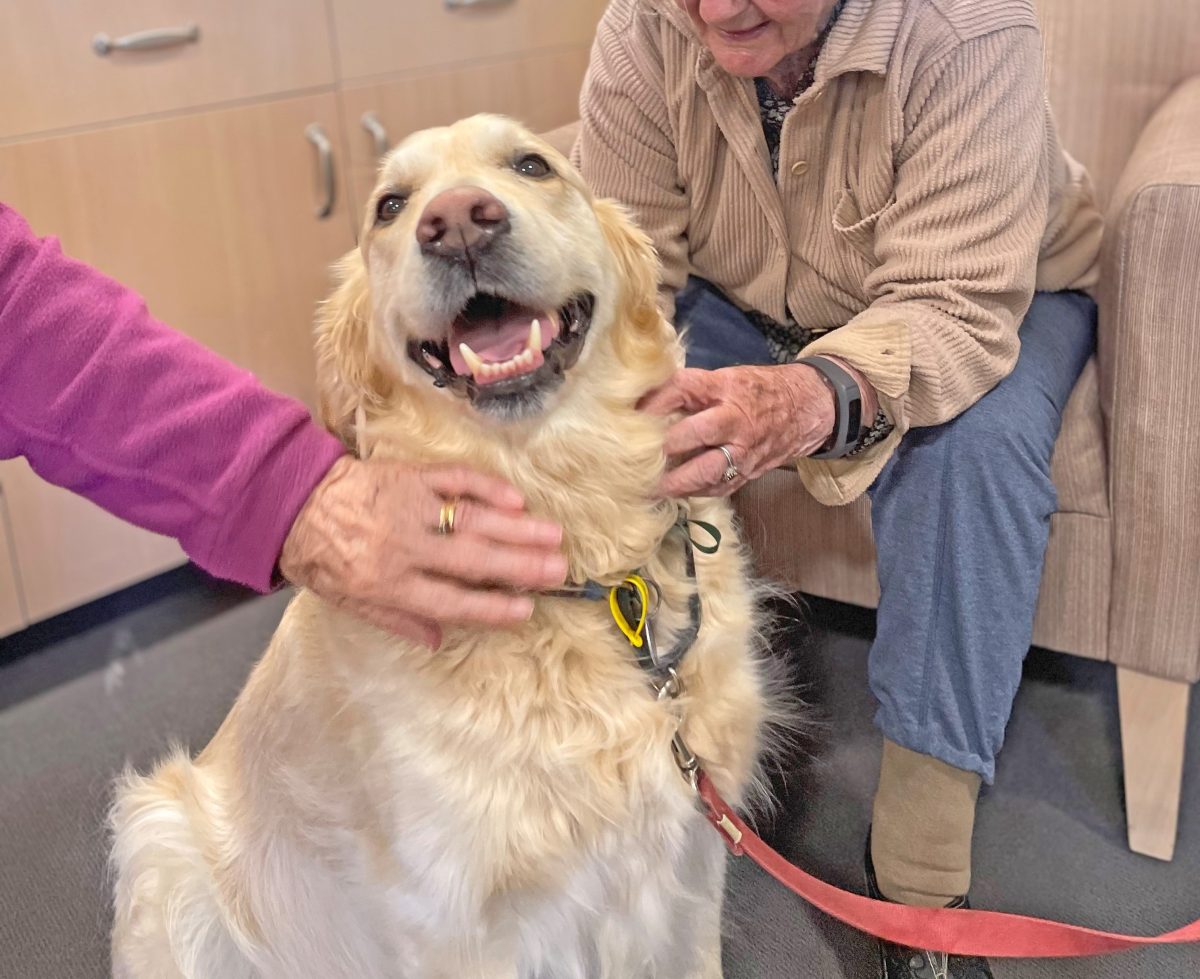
[0,92,355,407]
[0,488,26,636]
[0,0,335,139]
[0,0,606,638]
[0,461,182,624]
[340,45,593,218]
[0,92,355,624]
[330,0,607,83]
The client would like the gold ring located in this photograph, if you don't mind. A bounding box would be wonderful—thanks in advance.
[437,498,459,535]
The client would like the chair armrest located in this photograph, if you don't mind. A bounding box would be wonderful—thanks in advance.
[1101,74,1200,395]
[1100,75,1200,680]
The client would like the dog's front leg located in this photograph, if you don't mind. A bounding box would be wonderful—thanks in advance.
[663,813,728,979]
[694,897,725,979]
[689,827,728,979]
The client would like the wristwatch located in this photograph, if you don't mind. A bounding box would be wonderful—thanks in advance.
[799,356,863,459]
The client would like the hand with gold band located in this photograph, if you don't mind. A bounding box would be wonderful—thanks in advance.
[279,457,567,648]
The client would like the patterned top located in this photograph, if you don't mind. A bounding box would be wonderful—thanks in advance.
[747,0,893,453]
[754,0,844,175]
[746,0,845,363]
[755,81,796,176]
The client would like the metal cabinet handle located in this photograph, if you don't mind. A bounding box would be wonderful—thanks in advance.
[305,124,335,220]
[444,0,514,8]
[93,23,200,56]
[361,112,389,157]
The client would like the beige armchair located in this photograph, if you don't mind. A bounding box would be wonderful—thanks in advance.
[545,0,1200,861]
[733,0,1200,862]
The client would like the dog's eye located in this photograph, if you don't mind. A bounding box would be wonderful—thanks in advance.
[375,194,408,223]
[513,154,552,179]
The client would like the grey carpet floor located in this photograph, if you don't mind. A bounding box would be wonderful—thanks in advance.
[1,578,1197,979]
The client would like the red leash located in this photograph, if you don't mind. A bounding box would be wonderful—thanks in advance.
[696,771,1200,959]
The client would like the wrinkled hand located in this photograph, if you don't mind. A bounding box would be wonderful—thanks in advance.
[639,364,837,497]
[279,457,566,647]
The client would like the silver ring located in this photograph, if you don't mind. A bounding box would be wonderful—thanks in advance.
[718,444,739,483]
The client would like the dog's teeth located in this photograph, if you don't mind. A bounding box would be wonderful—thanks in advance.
[459,342,485,376]
[527,318,541,354]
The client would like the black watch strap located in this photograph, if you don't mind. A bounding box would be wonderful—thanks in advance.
[799,356,862,460]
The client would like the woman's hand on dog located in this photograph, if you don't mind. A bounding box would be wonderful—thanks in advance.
[640,361,877,497]
[279,457,566,647]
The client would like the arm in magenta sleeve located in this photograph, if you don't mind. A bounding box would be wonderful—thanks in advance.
[0,203,345,592]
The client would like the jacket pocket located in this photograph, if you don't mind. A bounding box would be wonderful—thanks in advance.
[832,185,894,261]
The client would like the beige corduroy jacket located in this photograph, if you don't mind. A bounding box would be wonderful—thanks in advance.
[575,0,1104,504]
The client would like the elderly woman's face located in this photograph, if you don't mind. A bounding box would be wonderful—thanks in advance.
[676,0,839,77]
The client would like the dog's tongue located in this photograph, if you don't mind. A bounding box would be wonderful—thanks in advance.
[448,302,560,377]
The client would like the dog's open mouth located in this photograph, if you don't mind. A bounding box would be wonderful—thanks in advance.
[406,292,595,416]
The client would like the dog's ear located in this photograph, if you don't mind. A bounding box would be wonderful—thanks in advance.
[314,250,394,446]
[592,198,673,368]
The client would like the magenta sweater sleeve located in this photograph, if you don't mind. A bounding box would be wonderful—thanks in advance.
[0,203,345,592]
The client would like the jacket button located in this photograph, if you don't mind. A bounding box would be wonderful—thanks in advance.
[790,160,809,176]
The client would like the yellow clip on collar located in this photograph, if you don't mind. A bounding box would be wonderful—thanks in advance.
[609,575,650,648]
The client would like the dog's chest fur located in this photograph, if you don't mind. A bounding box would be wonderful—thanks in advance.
[226,489,765,975]
[282,496,757,895]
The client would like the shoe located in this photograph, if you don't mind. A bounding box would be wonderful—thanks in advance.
[865,835,995,979]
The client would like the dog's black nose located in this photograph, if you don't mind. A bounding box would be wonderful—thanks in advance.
[417,187,510,260]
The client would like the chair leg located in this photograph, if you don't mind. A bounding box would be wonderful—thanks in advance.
[1117,667,1191,861]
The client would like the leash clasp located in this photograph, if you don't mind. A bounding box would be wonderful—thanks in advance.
[670,729,700,794]
[653,668,700,793]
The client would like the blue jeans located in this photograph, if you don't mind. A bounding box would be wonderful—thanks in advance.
[676,279,1097,782]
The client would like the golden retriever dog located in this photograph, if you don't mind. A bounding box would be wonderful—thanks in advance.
[110,114,778,979]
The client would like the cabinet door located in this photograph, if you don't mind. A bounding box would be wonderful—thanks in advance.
[0,486,26,637]
[0,460,182,625]
[340,45,592,221]
[0,93,354,622]
[0,0,335,139]
[331,0,608,83]
[0,92,353,407]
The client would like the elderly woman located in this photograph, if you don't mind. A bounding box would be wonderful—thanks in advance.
[577,0,1102,976]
